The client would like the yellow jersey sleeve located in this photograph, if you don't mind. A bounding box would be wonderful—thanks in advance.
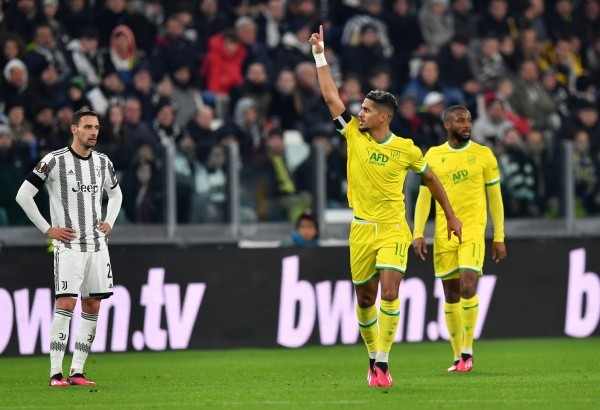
[409,143,428,175]
[487,183,505,242]
[481,146,504,241]
[413,185,432,238]
[483,148,501,186]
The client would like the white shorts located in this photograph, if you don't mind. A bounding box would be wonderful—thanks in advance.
[54,246,114,299]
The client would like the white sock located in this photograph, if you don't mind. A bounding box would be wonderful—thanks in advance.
[375,351,389,363]
[69,312,98,375]
[50,309,72,377]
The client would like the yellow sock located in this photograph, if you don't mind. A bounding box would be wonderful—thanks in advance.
[377,299,400,355]
[356,304,378,356]
[444,302,462,360]
[460,295,479,354]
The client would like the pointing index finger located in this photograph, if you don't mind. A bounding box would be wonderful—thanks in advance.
[319,25,323,40]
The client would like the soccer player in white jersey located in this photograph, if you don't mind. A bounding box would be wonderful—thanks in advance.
[309,26,462,387]
[16,109,122,387]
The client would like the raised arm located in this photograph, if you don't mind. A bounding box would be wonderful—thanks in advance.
[309,25,345,118]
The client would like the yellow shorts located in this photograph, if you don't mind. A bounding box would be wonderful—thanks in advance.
[433,237,485,279]
[349,218,412,285]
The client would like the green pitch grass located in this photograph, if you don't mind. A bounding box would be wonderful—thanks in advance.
[1,338,599,409]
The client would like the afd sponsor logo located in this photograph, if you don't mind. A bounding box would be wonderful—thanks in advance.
[0,268,205,355]
[368,152,388,167]
[444,167,469,185]
[452,169,469,184]
[276,255,496,347]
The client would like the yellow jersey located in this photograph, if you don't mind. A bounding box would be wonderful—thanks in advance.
[337,113,427,223]
[424,140,500,239]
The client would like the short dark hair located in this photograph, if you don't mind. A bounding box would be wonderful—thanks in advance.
[71,109,99,126]
[296,209,319,231]
[365,90,398,115]
[443,105,469,121]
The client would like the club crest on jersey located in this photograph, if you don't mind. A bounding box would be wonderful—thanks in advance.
[392,150,400,160]
[467,155,476,165]
[35,161,47,174]
[72,180,99,193]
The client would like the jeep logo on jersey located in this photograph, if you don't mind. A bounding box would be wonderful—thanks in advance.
[35,161,47,174]
[369,152,389,166]
[72,180,99,193]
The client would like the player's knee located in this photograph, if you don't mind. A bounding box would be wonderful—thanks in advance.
[356,294,377,308]
[55,296,77,312]
[81,297,102,314]
[459,272,478,298]
[460,287,477,299]
[380,288,399,302]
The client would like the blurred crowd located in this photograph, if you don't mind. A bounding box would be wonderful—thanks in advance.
[0,0,599,227]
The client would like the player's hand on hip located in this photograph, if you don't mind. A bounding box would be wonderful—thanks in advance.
[309,25,325,54]
[46,226,76,243]
[97,221,112,235]
[413,237,428,261]
[447,215,462,243]
[492,242,507,263]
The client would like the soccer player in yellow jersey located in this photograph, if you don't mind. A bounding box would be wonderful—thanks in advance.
[309,26,462,387]
[413,105,507,373]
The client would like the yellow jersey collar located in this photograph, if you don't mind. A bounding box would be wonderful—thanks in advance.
[446,140,471,151]
[374,131,394,145]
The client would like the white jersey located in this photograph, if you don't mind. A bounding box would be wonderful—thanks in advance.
[27,146,119,252]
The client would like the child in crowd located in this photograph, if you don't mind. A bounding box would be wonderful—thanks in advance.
[281,209,320,248]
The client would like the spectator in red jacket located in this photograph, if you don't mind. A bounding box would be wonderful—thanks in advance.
[200,28,247,96]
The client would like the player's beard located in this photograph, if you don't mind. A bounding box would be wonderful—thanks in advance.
[77,134,96,150]
[451,128,470,143]
[358,117,369,133]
